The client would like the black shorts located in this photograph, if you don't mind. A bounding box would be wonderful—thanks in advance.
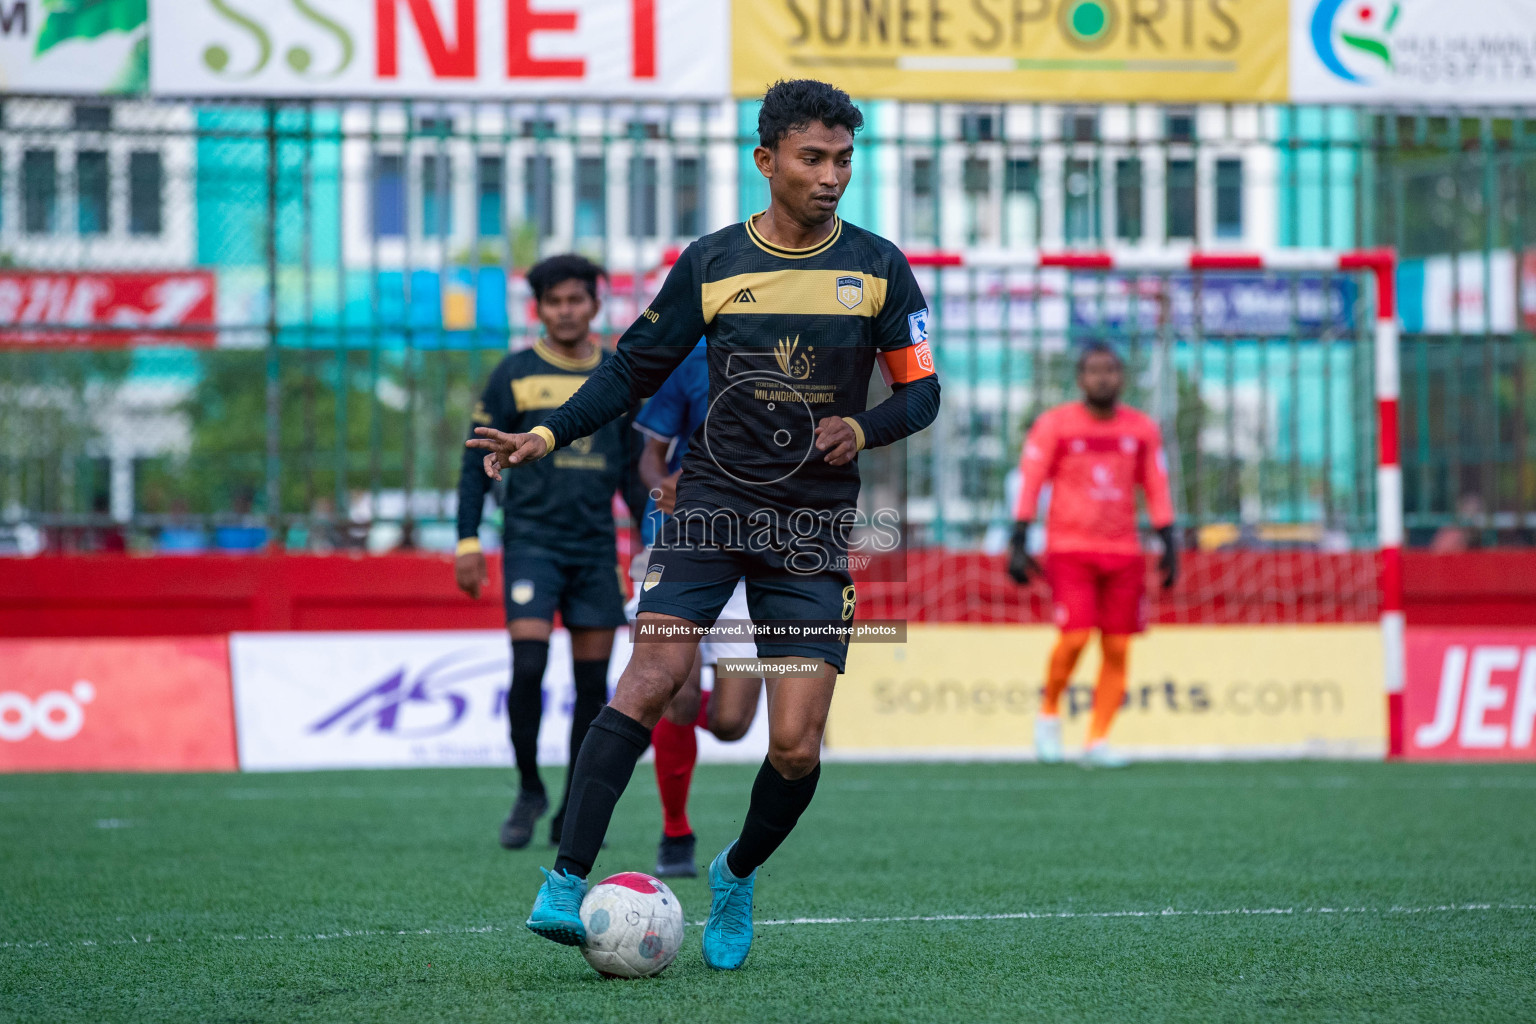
[635,509,856,672]
[502,550,626,629]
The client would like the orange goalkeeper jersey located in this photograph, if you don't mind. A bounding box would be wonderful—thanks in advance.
[1013,402,1175,555]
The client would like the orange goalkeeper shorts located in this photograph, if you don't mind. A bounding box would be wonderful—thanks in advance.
[1045,551,1148,634]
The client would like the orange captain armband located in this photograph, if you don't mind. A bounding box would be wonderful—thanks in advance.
[878,340,936,386]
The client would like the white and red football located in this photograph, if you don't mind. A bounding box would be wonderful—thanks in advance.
[578,871,685,979]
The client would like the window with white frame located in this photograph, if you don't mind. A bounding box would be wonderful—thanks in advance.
[372,154,405,239]
[673,155,704,238]
[477,155,503,238]
[1004,156,1038,246]
[0,100,187,264]
[1166,158,1197,240]
[1215,157,1244,240]
[1114,156,1143,242]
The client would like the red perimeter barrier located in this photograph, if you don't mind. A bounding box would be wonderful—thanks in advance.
[0,550,1530,638]
[0,554,504,637]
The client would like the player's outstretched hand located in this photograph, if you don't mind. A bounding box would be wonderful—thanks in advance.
[814,416,858,466]
[466,427,549,480]
[454,550,488,600]
[1157,525,1180,590]
[1007,521,1043,585]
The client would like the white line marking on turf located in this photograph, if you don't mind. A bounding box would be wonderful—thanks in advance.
[4,904,1533,952]
[5,775,1536,805]
[744,903,1535,927]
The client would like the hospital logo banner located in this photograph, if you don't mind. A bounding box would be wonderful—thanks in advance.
[1291,0,1536,105]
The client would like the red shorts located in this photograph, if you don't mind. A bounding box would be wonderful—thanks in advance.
[1046,551,1148,634]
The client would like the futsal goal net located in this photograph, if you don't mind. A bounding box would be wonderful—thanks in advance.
[849,248,1404,749]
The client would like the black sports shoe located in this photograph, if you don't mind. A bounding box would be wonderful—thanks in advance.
[654,832,697,878]
[499,791,548,850]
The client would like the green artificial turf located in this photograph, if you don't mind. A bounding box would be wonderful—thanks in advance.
[2,761,1534,1023]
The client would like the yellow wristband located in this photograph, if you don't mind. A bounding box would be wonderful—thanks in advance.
[841,416,866,452]
[455,538,482,556]
[529,425,556,452]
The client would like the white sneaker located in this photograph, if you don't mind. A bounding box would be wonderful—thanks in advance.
[1034,716,1064,764]
[1080,742,1129,769]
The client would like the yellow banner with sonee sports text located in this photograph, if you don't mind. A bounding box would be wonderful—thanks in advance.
[827,625,1384,759]
[732,0,1288,103]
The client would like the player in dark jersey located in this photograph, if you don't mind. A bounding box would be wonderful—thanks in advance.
[455,254,637,851]
[468,80,941,970]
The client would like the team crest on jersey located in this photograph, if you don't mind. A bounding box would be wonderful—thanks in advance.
[907,308,930,347]
[511,580,535,605]
[835,275,864,309]
[643,565,664,591]
[570,434,594,454]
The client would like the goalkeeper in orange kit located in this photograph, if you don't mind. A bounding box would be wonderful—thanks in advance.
[1008,343,1178,767]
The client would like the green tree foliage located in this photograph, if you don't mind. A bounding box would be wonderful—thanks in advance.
[138,348,484,521]
[0,349,133,515]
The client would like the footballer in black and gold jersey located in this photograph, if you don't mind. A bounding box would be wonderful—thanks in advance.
[455,254,639,854]
[471,80,941,970]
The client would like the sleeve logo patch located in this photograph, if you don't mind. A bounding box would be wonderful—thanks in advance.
[913,339,934,373]
[835,275,864,309]
[907,307,930,346]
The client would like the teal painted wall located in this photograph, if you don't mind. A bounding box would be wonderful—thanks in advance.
[196,106,342,270]
[1276,106,1362,249]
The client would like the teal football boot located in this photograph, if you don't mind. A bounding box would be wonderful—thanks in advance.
[702,843,756,970]
[525,866,587,946]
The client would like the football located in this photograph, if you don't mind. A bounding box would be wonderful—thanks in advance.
[579,872,685,979]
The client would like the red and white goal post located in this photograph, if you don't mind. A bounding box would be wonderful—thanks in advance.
[901,248,1405,756]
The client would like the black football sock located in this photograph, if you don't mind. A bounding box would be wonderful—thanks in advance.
[552,706,651,878]
[726,758,821,879]
[508,639,550,797]
[552,657,610,823]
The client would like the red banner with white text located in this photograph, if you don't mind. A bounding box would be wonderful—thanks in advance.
[0,271,217,348]
[1403,629,1536,761]
[0,637,238,772]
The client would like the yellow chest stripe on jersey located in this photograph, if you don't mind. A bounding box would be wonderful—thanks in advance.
[511,373,587,411]
[701,270,889,324]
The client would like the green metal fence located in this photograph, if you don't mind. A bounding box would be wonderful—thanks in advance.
[0,96,1531,554]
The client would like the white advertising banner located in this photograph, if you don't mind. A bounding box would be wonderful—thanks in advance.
[0,0,148,94]
[1291,0,1536,105]
[148,0,727,98]
[1420,250,1517,334]
[229,628,767,771]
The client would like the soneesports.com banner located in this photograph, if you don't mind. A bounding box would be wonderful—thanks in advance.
[825,625,1386,759]
[733,0,1290,103]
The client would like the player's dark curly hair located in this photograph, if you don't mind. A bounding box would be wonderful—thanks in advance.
[526,253,606,302]
[1075,340,1125,373]
[757,79,864,150]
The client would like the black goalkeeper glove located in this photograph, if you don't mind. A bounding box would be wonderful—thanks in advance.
[1007,521,1043,586]
[1157,525,1180,590]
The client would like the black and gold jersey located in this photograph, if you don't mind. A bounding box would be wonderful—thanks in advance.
[457,339,634,564]
[539,216,940,519]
